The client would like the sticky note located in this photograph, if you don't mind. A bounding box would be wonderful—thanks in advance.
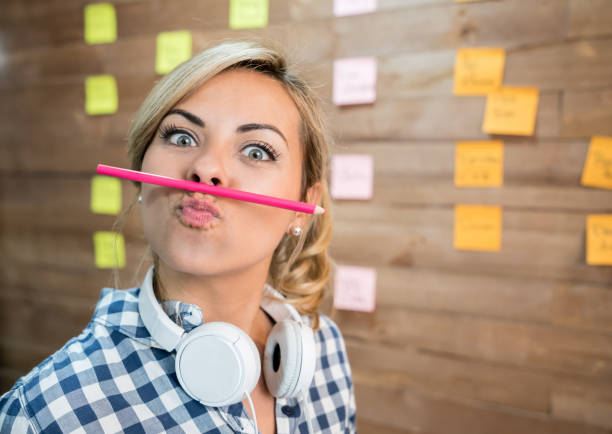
[156,30,192,75]
[455,141,504,187]
[85,75,118,115]
[93,232,126,269]
[581,136,612,190]
[586,215,612,265]
[454,205,502,251]
[333,57,377,106]
[482,87,539,136]
[84,3,117,44]
[331,154,374,200]
[229,0,269,29]
[91,175,122,215]
[453,48,505,96]
[334,0,377,17]
[334,265,377,312]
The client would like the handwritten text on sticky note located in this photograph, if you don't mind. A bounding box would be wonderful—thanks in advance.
[331,154,374,200]
[85,75,118,115]
[334,0,377,17]
[333,57,377,106]
[454,205,502,251]
[91,175,122,215]
[453,48,505,96]
[482,87,539,136]
[156,30,192,75]
[84,3,117,44]
[587,214,612,265]
[229,0,269,29]
[581,136,612,190]
[334,265,377,312]
[455,141,504,187]
[93,231,126,269]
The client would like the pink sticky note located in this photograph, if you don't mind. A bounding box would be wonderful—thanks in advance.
[334,265,377,312]
[331,154,374,200]
[334,0,377,17]
[333,57,377,106]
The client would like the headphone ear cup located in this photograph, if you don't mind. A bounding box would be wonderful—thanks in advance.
[263,320,316,398]
[175,322,260,407]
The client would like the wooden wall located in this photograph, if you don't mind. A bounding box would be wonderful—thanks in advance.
[2,0,612,432]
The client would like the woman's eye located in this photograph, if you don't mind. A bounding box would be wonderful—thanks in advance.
[169,132,195,147]
[241,144,275,161]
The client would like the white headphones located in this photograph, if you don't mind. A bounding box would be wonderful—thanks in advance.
[138,267,316,407]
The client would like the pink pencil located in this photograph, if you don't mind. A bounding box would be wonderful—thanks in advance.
[97,164,325,215]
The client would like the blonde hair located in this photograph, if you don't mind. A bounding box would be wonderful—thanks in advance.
[126,40,333,329]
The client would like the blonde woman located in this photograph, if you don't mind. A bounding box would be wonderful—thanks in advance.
[0,40,355,433]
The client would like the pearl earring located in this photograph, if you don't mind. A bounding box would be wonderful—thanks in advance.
[292,227,302,236]
[138,195,142,204]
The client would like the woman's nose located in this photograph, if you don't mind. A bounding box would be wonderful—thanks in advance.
[186,149,227,187]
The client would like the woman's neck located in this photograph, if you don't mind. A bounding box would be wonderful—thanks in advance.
[154,261,273,343]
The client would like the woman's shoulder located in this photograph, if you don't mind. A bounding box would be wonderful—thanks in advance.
[0,286,157,431]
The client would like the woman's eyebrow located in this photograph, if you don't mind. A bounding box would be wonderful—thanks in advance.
[164,109,205,127]
[236,123,288,145]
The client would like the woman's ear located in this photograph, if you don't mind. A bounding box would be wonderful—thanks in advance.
[286,182,323,235]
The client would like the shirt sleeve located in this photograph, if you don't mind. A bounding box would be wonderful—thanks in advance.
[0,386,37,434]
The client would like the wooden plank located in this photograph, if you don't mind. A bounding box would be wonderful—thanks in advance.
[335,307,612,378]
[552,377,612,429]
[354,382,609,434]
[553,282,612,334]
[562,88,612,137]
[331,204,612,284]
[375,266,553,323]
[347,339,552,412]
[568,0,612,38]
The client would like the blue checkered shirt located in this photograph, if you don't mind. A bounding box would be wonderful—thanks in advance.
[0,286,356,433]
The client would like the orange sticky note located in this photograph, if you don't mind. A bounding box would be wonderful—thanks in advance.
[586,215,612,265]
[482,87,539,136]
[455,141,503,187]
[454,48,505,96]
[581,136,612,190]
[454,205,502,251]
[93,231,126,269]
[334,265,377,312]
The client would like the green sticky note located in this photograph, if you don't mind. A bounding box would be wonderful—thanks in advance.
[91,175,122,215]
[229,0,269,29]
[93,231,126,269]
[84,3,117,44]
[85,75,118,115]
[156,30,192,75]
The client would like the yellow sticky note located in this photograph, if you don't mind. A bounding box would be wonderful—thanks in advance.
[84,3,117,44]
[454,48,505,96]
[482,87,539,136]
[229,0,269,29]
[91,175,122,215]
[93,232,126,269]
[586,215,612,265]
[85,75,118,115]
[455,141,503,187]
[454,205,502,251]
[581,136,612,190]
[156,30,192,75]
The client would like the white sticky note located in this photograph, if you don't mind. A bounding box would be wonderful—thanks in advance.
[334,0,377,17]
[334,265,377,312]
[331,154,374,200]
[333,57,377,106]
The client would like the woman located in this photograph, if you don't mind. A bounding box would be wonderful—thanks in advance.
[0,40,355,433]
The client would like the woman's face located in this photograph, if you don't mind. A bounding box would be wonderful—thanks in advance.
[140,68,309,277]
